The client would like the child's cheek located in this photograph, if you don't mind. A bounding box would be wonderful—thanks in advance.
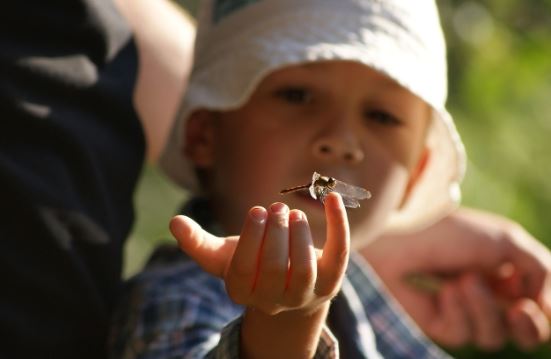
[349,160,410,249]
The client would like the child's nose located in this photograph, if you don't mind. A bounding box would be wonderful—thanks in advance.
[312,133,365,164]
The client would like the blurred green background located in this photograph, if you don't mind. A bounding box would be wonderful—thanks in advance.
[124,0,551,358]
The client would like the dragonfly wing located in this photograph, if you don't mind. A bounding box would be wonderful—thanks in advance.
[332,180,371,200]
[341,196,361,208]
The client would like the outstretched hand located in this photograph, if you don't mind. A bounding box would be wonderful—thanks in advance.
[363,207,551,351]
[169,192,350,314]
[170,192,350,358]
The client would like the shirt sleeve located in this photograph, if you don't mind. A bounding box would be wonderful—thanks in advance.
[110,255,243,359]
[110,250,342,359]
[346,253,452,359]
[315,325,339,359]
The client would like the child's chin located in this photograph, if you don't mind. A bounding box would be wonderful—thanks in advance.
[305,221,327,248]
[293,191,325,210]
[350,235,376,250]
[350,224,383,250]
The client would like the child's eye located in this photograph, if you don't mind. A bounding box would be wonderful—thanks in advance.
[364,110,402,126]
[274,87,313,104]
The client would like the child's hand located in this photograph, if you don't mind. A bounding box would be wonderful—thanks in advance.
[170,192,350,357]
[170,192,350,310]
[362,207,551,352]
[226,194,350,315]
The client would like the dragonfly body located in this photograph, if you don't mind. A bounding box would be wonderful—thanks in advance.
[281,172,371,208]
[310,174,337,201]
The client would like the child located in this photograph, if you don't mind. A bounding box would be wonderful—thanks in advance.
[112,0,551,357]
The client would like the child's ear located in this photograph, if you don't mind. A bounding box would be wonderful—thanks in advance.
[183,110,216,168]
[400,147,431,208]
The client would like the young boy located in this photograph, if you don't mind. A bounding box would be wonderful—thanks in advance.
[111,0,551,357]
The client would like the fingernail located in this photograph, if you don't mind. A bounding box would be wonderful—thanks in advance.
[289,210,305,222]
[270,202,289,214]
[250,206,267,223]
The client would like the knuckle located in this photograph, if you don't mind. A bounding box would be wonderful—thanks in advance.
[292,264,316,286]
[282,296,302,309]
[284,290,310,309]
[497,221,525,249]
[314,282,339,298]
[267,211,289,230]
[256,303,283,316]
[252,287,283,308]
[334,247,350,268]
[261,261,287,279]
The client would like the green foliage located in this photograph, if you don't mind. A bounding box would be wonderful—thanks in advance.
[124,166,186,277]
[439,0,551,245]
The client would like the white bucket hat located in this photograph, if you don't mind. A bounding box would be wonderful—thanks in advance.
[160,0,467,232]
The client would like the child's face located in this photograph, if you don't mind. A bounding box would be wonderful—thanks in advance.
[186,61,431,248]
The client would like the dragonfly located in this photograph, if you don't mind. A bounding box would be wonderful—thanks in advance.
[280,172,371,208]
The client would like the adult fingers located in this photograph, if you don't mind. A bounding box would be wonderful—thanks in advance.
[499,226,551,336]
[500,223,551,300]
[459,273,506,351]
[225,207,268,304]
[317,192,350,297]
[427,282,471,347]
[507,298,551,351]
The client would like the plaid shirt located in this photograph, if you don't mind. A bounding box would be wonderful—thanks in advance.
[110,200,451,359]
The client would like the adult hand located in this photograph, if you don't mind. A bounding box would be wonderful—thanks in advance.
[361,207,551,351]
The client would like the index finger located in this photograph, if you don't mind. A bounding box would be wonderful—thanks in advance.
[316,192,350,296]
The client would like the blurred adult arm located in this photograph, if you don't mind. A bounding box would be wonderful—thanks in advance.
[1,0,146,356]
[115,0,196,163]
[362,207,551,351]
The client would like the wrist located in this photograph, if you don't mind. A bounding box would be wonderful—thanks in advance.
[241,302,330,359]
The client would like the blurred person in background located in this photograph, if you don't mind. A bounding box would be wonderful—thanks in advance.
[0,0,193,357]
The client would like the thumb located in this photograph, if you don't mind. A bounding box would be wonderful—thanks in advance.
[169,215,238,278]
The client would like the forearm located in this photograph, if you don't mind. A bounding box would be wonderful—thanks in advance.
[240,303,331,359]
[114,0,195,162]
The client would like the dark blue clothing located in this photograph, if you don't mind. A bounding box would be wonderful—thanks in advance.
[0,1,144,358]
